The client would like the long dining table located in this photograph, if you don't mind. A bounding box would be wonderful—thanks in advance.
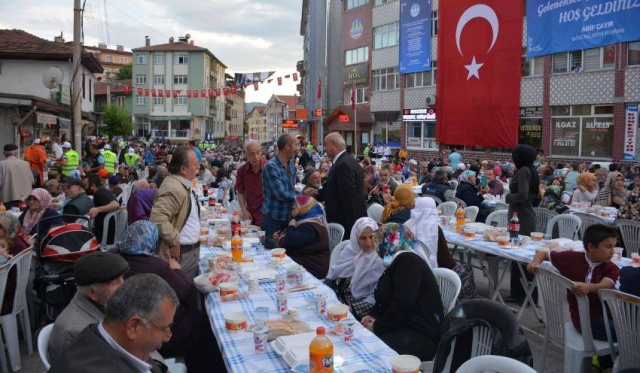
[199,244,399,373]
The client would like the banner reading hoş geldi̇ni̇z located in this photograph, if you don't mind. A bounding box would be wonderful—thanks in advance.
[436,0,522,148]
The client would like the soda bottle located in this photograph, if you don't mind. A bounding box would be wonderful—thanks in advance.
[231,228,243,262]
[230,211,241,234]
[309,327,333,373]
[509,212,520,241]
[208,196,216,207]
[0,201,5,212]
[455,203,466,233]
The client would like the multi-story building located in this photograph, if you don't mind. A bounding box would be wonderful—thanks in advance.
[0,29,102,151]
[131,35,227,141]
[265,94,302,142]
[84,43,132,80]
[228,74,245,143]
[94,79,134,133]
[246,106,267,142]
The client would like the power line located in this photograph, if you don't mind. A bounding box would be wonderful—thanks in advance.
[104,0,169,40]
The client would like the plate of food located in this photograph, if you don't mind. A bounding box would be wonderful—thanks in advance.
[194,270,239,293]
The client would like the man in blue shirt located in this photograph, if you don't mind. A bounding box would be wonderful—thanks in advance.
[190,140,203,163]
[262,133,297,248]
[448,147,462,169]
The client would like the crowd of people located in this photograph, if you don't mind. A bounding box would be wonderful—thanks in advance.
[2,133,640,371]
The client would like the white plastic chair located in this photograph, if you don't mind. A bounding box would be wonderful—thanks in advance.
[615,219,640,257]
[367,203,384,223]
[533,207,558,234]
[534,267,611,373]
[37,324,54,370]
[447,196,467,208]
[485,210,509,228]
[100,207,128,250]
[494,202,509,211]
[326,240,350,279]
[437,201,458,218]
[165,357,187,373]
[464,206,479,223]
[327,223,345,254]
[432,268,462,312]
[0,261,10,373]
[545,214,581,240]
[0,249,34,371]
[598,289,640,371]
[456,355,536,373]
[574,212,609,239]
[428,195,443,206]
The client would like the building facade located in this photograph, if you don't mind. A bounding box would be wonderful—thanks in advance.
[246,106,267,143]
[84,43,132,80]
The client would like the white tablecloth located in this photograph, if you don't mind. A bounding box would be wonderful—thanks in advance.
[200,246,398,373]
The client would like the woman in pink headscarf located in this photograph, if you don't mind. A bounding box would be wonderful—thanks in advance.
[18,188,61,237]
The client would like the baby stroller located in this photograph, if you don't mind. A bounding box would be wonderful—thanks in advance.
[34,214,99,324]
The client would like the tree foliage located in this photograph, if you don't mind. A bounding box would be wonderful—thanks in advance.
[101,105,134,137]
[115,64,132,80]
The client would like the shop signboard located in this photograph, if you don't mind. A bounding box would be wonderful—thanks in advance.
[551,117,580,156]
[624,104,638,160]
[581,117,614,158]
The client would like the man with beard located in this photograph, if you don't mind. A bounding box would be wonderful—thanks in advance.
[302,169,322,199]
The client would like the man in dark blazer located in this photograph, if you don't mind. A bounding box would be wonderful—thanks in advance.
[318,132,366,238]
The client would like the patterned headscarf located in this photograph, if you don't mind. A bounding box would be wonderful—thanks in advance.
[376,223,419,267]
[293,195,325,222]
[381,184,415,223]
[0,212,22,239]
[22,188,52,234]
[117,220,159,257]
[595,171,623,207]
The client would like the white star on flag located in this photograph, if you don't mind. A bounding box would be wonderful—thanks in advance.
[465,56,484,80]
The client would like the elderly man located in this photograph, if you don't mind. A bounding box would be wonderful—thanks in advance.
[62,178,93,222]
[0,144,34,209]
[150,146,201,278]
[484,168,504,197]
[261,134,297,248]
[48,252,129,363]
[48,273,177,373]
[235,140,266,226]
[318,132,366,238]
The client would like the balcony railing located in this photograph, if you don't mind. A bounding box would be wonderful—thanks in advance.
[171,129,191,138]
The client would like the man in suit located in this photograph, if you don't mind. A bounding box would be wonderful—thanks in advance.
[318,132,366,238]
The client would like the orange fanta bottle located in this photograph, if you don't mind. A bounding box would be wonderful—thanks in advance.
[309,327,333,373]
[231,228,243,262]
[455,203,466,233]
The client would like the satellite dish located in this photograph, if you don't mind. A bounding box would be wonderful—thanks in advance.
[43,67,64,88]
[185,33,191,39]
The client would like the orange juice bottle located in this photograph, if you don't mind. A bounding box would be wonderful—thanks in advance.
[231,228,243,262]
[0,201,5,212]
[455,203,466,233]
[309,327,333,373]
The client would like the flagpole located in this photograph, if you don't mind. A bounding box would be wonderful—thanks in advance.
[353,83,357,156]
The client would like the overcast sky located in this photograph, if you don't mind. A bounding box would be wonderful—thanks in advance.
[0,0,303,103]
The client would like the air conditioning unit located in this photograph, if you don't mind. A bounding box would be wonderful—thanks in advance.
[425,95,436,106]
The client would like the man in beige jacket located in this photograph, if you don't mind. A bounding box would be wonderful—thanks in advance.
[0,144,34,209]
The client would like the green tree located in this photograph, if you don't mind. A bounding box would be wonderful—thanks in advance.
[115,64,132,80]
[101,105,134,137]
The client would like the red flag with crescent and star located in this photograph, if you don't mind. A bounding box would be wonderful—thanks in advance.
[436,0,522,148]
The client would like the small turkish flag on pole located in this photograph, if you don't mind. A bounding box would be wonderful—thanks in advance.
[293,73,298,81]
[277,77,282,86]
[436,0,522,148]
[253,82,259,91]
[136,88,142,96]
[186,90,191,98]
[223,87,229,96]
[350,85,355,111]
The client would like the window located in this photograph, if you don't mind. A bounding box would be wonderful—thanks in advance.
[431,11,438,36]
[174,75,188,84]
[373,67,399,91]
[343,87,368,105]
[374,0,395,4]
[136,96,146,105]
[153,97,164,106]
[405,61,437,87]
[552,46,615,73]
[405,121,438,150]
[153,75,165,85]
[135,54,147,64]
[345,46,369,65]
[119,57,126,64]
[175,96,187,106]
[629,41,640,66]
[550,105,614,158]
[117,96,125,107]
[174,54,189,64]
[346,0,368,10]
[154,54,164,65]
[374,22,399,49]
[135,74,147,85]
[105,55,113,63]
[521,51,544,76]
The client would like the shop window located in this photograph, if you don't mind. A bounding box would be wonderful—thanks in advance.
[629,41,640,66]
[346,0,368,10]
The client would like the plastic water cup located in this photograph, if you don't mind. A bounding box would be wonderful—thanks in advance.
[614,247,624,262]
[253,307,269,327]
[314,294,327,316]
[253,326,269,354]
[275,293,288,314]
[340,318,356,344]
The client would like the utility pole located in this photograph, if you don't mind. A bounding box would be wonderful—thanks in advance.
[72,0,83,153]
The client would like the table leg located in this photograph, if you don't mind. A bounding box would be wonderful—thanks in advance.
[475,252,508,305]
[515,263,544,322]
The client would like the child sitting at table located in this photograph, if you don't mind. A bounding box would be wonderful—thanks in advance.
[527,224,619,342]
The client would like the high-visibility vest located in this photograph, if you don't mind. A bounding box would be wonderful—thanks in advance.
[102,150,117,173]
[62,149,80,176]
[124,153,139,167]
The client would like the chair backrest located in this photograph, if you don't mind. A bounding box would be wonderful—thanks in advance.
[436,323,494,373]
[533,207,558,234]
[598,289,640,370]
[464,206,479,223]
[426,195,443,206]
[327,223,345,254]
[449,180,458,192]
[545,214,581,240]
[327,240,350,279]
[574,212,609,239]
[456,355,536,373]
[485,210,509,228]
[446,196,467,208]
[100,207,128,249]
[367,203,384,223]
[37,324,54,369]
[437,201,458,218]
[495,202,509,211]
[432,267,462,312]
[8,248,32,312]
[615,219,640,257]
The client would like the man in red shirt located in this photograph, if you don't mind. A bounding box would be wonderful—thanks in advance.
[235,141,266,225]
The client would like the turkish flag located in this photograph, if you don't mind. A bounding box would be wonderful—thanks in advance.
[350,86,355,110]
[158,90,163,97]
[223,87,229,96]
[136,88,142,96]
[173,90,178,98]
[186,90,192,98]
[253,82,259,91]
[436,0,522,148]
[193,90,199,98]
[231,86,237,95]
[201,89,206,97]
[317,78,321,99]
[165,90,170,97]
[215,88,221,97]
[293,73,298,81]
[151,89,156,97]
[207,88,213,97]
[124,86,131,94]
[144,89,149,96]
[277,77,282,86]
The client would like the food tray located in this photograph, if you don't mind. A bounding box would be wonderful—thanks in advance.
[271,332,316,367]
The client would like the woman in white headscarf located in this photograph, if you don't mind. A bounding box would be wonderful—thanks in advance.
[325,217,384,320]
[403,197,439,268]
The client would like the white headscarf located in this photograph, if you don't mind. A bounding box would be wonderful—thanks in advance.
[326,217,383,304]
[403,197,439,269]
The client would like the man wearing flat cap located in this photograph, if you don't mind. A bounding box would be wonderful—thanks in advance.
[61,177,93,223]
[0,144,34,209]
[48,251,129,363]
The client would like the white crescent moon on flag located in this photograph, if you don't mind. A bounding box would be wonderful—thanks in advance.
[455,4,499,56]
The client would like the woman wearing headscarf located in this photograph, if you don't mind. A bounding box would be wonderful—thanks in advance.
[0,213,31,315]
[361,223,444,361]
[117,220,225,373]
[324,217,384,320]
[505,144,540,301]
[276,195,330,279]
[18,188,61,237]
[539,181,566,213]
[381,183,415,224]
[595,171,628,208]
[572,172,598,205]
[455,170,490,222]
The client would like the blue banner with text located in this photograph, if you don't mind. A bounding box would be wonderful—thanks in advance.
[399,0,432,74]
